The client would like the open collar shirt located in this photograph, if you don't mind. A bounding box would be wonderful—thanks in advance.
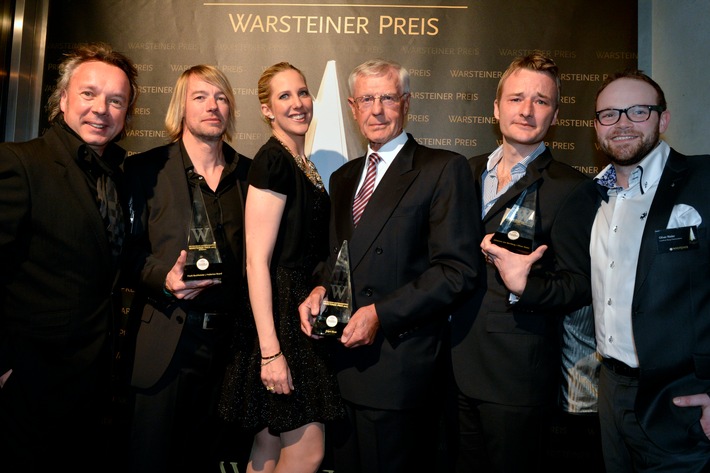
[481,141,545,219]
[180,139,245,312]
[591,140,670,367]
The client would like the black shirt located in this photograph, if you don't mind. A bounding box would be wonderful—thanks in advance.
[180,140,245,312]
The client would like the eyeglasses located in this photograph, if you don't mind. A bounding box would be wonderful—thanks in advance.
[595,104,666,126]
[351,93,408,110]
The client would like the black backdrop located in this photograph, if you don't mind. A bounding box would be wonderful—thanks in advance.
[42,0,637,180]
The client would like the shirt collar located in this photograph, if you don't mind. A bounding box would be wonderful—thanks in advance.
[594,140,670,194]
[180,138,236,177]
[367,130,408,165]
[485,141,546,173]
[180,139,195,173]
[637,140,670,193]
[594,164,618,190]
[57,116,122,175]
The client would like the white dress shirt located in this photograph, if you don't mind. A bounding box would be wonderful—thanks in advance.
[591,140,670,367]
[354,131,408,196]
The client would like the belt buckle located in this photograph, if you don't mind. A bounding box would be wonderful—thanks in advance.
[203,312,218,330]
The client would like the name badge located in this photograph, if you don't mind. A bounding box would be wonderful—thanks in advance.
[656,225,699,253]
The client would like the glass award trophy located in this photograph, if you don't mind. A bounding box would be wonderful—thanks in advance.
[184,189,223,280]
[490,184,538,255]
[313,240,352,337]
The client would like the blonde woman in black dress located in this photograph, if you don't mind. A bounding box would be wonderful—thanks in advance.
[220,62,343,473]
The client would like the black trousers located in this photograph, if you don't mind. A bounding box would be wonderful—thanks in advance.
[330,399,440,473]
[598,364,710,472]
[453,389,550,473]
[0,360,112,473]
[128,318,235,473]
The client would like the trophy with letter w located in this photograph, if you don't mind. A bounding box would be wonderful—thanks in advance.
[490,183,538,255]
[184,190,223,280]
[313,240,352,337]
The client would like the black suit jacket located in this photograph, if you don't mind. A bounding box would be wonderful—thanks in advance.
[594,148,710,452]
[324,134,481,410]
[451,147,597,406]
[0,123,124,433]
[124,141,250,390]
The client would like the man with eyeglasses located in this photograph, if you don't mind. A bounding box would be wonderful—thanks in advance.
[299,58,481,473]
[589,70,710,471]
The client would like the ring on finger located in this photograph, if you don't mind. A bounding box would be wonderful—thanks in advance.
[266,385,275,391]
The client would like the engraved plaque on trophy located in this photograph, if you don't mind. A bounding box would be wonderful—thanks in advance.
[313,240,352,337]
[490,184,538,255]
[184,189,223,280]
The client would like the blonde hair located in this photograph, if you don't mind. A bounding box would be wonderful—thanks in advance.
[164,65,237,142]
[257,62,308,126]
[496,51,561,109]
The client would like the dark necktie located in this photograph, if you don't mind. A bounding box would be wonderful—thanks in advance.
[352,153,381,226]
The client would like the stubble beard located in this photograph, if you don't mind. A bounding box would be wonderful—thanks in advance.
[600,129,659,168]
[196,131,223,143]
[188,123,225,144]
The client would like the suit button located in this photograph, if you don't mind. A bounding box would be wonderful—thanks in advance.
[375,247,383,255]
[176,315,185,324]
[333,246,339,254]
[364,289,373,297]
